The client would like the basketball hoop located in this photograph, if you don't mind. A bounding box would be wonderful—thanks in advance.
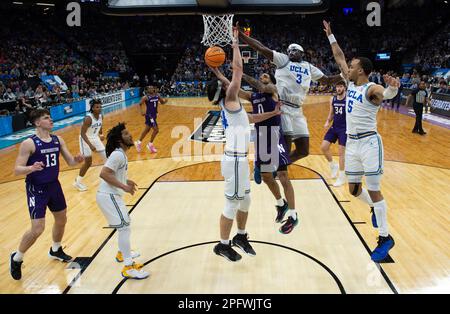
[201,14,234,47]
[242,56,251,64]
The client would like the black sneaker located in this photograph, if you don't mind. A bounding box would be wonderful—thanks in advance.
[418,130,427,135]
[275,200,289,223]
[10,252,23,280]
[213,242,242,262]
[232,233,256,256]
[279,214,299,234]
[48,247,73,262]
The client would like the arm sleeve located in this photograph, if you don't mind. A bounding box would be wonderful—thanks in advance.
[271,51,290,69]
[310,64,325,81]
[103,151,123,172]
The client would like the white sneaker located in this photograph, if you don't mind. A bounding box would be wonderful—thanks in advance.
[115,250,141,263]
[134,141,142,153]
[333,175,346,187]
[330,163,339,179]
[122,263,150,280]
[73,181,87,192]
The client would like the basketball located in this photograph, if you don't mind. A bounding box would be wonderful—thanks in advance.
[205,46,226,67]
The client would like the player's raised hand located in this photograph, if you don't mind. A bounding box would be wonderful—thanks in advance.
[383,75,400,88]
[323,20,332,36]
[30,161,45,172]
[74,154,85,164]
[232,23,239,48]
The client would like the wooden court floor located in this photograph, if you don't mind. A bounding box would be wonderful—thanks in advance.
[0,96,449,294]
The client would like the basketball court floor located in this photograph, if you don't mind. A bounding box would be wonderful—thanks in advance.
[0,96,449,294]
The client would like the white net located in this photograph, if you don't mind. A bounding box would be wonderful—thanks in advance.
[201,14,234,47]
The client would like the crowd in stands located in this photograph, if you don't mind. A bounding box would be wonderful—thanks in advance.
[1,2,449,117]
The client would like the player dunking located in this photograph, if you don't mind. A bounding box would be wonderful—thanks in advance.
[74,99,106,191]
[321,81,347,187]
[96,122,149,279]
[238,28,344,166]
[134,86,168,154]
[207,27,276,262]
[323,21,399,262]
[10,109,84,280]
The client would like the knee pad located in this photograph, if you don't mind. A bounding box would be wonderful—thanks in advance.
[223,198,240,220]
[350,182,361,196]
[365,175,381,191]
[238,194,251,213]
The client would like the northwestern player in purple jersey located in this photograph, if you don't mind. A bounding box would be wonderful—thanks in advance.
[321,81,347,187]
[240,72,298,234]
[10,109,84,280]
[135,86,168,154]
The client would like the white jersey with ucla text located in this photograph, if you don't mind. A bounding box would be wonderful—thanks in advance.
[272,50,324,116]
[344,81,384,182]
[345,82,378,135]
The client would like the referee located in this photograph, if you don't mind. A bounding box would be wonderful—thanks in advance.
[408,81,429,135]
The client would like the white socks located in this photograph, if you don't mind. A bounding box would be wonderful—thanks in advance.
[118,227,132,266]
[276,198,284,207]
[373,200,389,237]
[357,188,374,207]
[52,242,61,252]
[76,176,84,184]
[237,229,246,235]
[13,251,24,262]
[220,239,230,245]
[288,209,297,219]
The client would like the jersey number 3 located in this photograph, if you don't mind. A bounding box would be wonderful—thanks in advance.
[296,74,303,84]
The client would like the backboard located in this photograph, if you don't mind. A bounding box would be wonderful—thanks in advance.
[101,0,329,15]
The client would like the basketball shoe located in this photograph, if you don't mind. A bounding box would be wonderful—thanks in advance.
[121,262,149,279]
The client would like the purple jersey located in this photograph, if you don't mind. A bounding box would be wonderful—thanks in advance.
[332,95,346,130]
[26,134,60,185]
[251,92,280,127]
[251,92,290,171]
[145,95,160,118]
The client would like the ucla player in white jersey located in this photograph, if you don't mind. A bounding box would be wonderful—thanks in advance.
[323,21,400,262]
[74,99,107,191]
[96,122,149,279]
[238,29,344,164]
[206,26,272,262]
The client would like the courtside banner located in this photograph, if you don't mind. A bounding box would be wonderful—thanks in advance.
[431,92,450,117]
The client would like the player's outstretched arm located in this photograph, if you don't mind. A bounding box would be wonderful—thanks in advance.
[209,66,231,88]
[242,73,277,95]
[368,75,400,106]
[225,27,243,106]
[58,136,84,166]
[237,27,273,61]
[323,20,349,80]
